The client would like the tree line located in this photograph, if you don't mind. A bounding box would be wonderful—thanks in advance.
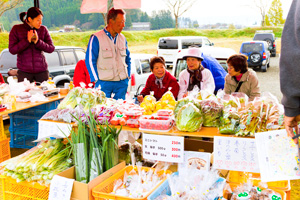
[0,0,175,31]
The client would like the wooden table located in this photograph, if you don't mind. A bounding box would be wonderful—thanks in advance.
[118,126,242,138]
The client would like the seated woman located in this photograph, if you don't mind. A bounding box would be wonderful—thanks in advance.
[178,47,215,99]
[224,54,260,101]
[137,56,179,102]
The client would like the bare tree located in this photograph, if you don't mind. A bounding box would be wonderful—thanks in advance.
[0,0,24,18]
[101,0,113,26]
[253,0,271,26]
[164,0,198,29]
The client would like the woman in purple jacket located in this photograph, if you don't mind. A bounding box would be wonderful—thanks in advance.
[9,7,55,83]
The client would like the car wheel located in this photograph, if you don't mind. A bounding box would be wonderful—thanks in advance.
[249,52,262,65]
[261,65,267,72]
[271,52,276,57]
[264,39,272,48]
[267,62,270,68]
[56,80,70,88]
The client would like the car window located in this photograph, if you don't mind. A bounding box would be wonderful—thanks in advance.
[242,43,263,53]
[45,51,60,67]
[61,50,76,65]
[203,38,211,46]
[141,59,151,74]
[0,51,17,71]
[158,39,178,49]
[181,39,202,49]
[75,50,86,60]
[253,34,274,40]
[135,59,141,75]
[175,59,187,79]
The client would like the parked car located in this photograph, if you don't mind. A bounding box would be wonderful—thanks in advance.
[239,41,271,72]
[172,47,236,79]
[253,30,277,57]
[128,53,155,97]
[157,36,214,68]
[0,46,86,87]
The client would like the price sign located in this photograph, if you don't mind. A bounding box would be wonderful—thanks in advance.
[142,133,184,163]
[213,136,259,173]
[48,175,74,200]
[37,120,72,141]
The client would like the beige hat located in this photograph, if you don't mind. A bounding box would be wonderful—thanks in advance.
[183,47,204,61]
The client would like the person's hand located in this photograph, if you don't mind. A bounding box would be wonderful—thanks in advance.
[137,95,144,103]
[32,30,38,44]
[284,115,300,144]
[27,30,34,43]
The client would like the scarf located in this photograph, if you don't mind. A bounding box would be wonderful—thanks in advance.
[187,65,204,91]
[155,75,165,89]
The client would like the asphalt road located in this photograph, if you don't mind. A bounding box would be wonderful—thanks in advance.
[254,54,282,102]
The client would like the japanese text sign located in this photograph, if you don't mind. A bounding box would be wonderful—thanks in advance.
[213,136,259,173]
[37,120,72,141]
[143,133,184,163]
[48,175,74,200]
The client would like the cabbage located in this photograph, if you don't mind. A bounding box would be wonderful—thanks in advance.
[175,103,203,132]
[174,98,201,117]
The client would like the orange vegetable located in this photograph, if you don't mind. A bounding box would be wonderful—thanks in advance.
[119,118,127,125]
[110,117,119,125]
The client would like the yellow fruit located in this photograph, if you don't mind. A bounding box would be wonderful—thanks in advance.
[161,101,167,108]
[149,103,155,111]
[140,102,146,108]
[155,102,162,111]
[169,100,176,106]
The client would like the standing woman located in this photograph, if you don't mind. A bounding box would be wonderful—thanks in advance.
[9,7,55,83]
[178,47,215,99]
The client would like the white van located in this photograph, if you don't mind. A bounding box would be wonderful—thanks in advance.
[172,47,236,80]
[128,53,155,97]
[157,36,214,68]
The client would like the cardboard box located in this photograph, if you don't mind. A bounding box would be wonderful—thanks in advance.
[184,138,213,153]
[58,162,125,200]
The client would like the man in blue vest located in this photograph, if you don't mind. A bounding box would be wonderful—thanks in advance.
[85,8,131,100]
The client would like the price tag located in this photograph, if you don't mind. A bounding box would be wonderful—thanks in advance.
[37,120,72,141]
[48,175,74,200]
[142,133,184,163]
[213,136,259,173]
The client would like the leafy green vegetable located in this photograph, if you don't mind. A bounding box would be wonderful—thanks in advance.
[175,103,203,132]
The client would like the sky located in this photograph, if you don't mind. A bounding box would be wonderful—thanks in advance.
[140,0,293,26]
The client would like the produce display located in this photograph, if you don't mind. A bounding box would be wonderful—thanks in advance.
[0,139,71,185]
[200,98,223,127]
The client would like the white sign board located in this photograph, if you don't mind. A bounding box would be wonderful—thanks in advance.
[255,130,300,182]
[213,136,259,173]
[37,120,72,141]
[178,151,211,173]
[48,175,74,200]
[143,133,184,163]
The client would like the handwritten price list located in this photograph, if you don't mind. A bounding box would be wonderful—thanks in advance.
[213,136,260,173]
[142,133,184,163]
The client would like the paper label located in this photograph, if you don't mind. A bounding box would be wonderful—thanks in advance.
[143,133,184,163]
[255,130,300,182]
[37,120,72,141]
[48,175,74,200]
[178,151,211,173]
[213,136,259,173]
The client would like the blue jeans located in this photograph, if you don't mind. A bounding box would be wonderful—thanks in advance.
[95,79,129,100]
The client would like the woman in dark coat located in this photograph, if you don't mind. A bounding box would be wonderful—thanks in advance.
[9,7,55,83]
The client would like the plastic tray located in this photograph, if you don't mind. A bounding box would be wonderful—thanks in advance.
[139,116,173,131]
[0,175,49,200]
[227,182,286,200]
[92,166,172,200]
